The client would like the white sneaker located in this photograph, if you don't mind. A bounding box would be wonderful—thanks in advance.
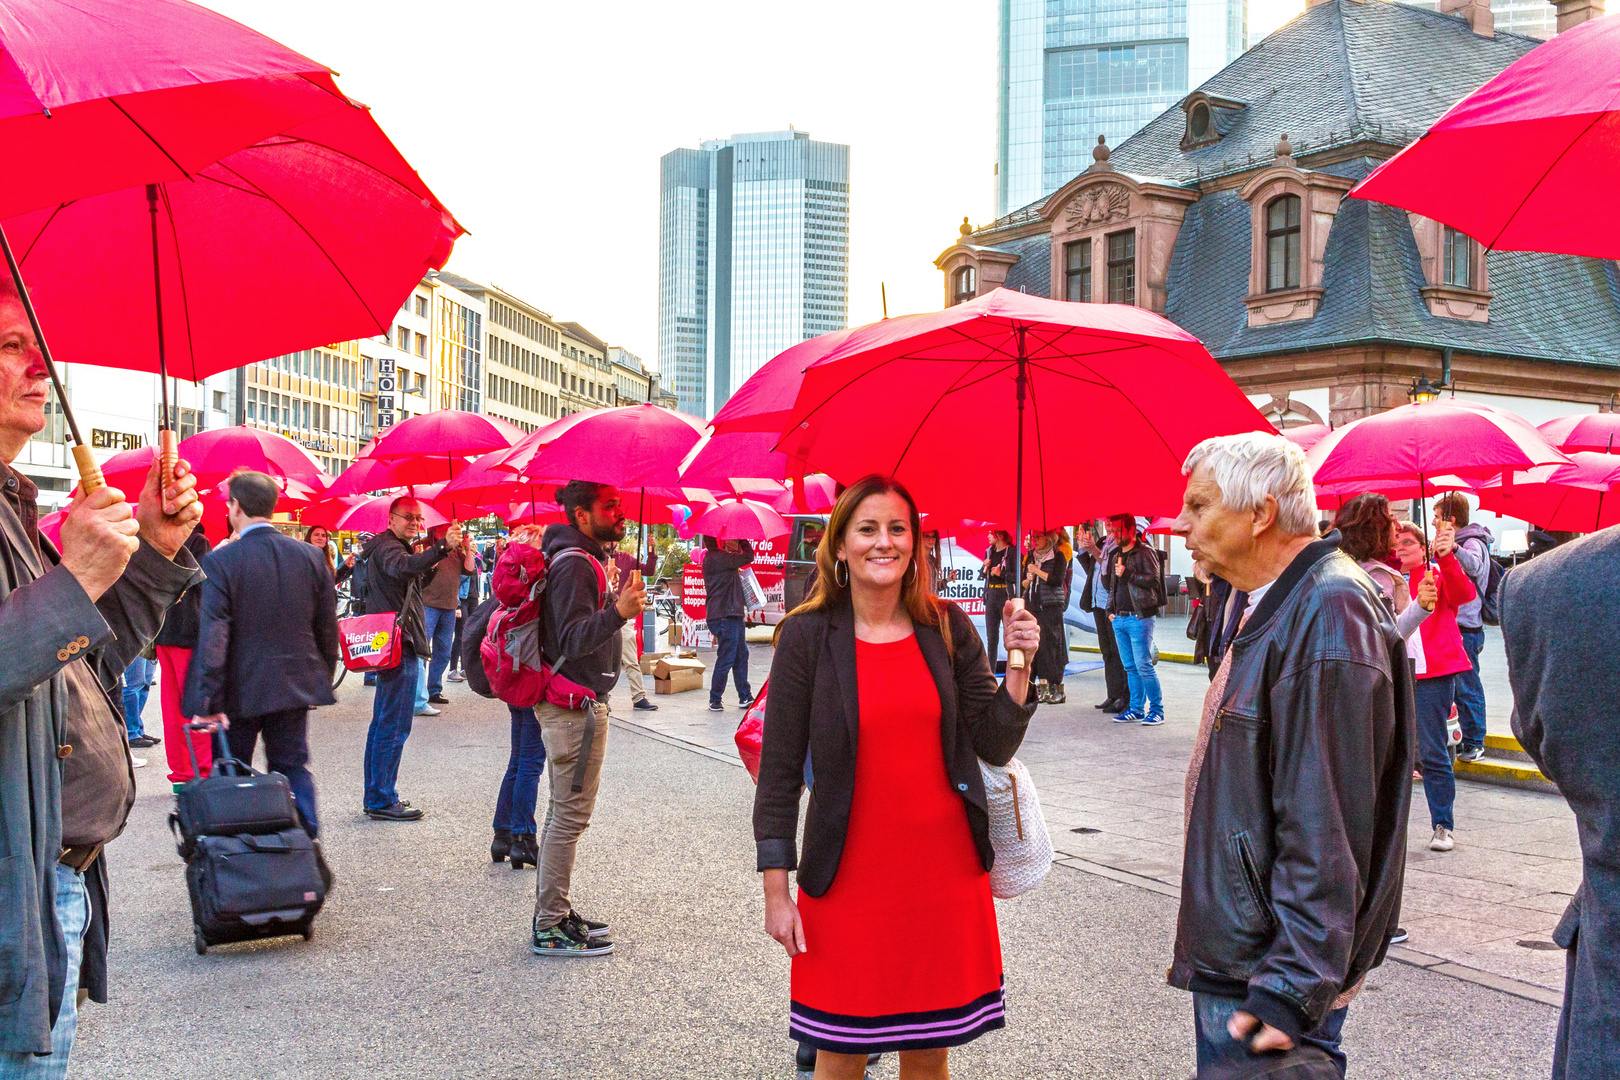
[130,755,148,768]
[1429,826,1454,852]
[415,705,441,717]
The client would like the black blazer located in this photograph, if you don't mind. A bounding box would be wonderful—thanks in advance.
[182,526,340,720]
[753,599,1036,897]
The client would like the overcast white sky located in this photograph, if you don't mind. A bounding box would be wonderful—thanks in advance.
[207,0,1306,368]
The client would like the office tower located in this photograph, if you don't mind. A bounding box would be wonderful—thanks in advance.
[659,129,849,417]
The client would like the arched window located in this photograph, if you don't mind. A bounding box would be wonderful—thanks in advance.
[1266,195,1301,292]
[953,265,977,305]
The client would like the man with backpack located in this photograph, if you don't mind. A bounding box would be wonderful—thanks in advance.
[530,480,647,957]
[1435,493,1496,763]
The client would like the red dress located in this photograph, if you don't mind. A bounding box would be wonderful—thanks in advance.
[789,635,1005,1054]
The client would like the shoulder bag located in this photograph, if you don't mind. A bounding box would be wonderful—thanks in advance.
[978,755,1053,898]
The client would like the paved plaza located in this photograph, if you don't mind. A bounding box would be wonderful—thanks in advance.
[73,623,1572,1079]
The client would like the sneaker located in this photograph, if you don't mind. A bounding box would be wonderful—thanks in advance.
[128,735,158,748]
[447,671,466,683]
[1140,708,1165,726]
[1429,826,1455,852]
[1456,744,1486,763]
[564,908,611,940]
[1389,927,1409,945]
[415,705,441,717]
[708,702,724,712]
[428,693,450,705]
[1114,708,1145,723]
[634,698,659,711]
[130,755,148,768]
[737,696,755,708]
[532,921,614,957]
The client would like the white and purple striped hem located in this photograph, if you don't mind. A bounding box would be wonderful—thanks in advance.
[789,984,1006,1054]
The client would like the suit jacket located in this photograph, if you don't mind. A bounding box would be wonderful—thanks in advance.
[183,525,339,719]
[753,599,1036,897]
[1502,529,1620,1080]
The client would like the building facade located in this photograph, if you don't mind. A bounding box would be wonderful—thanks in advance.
[1401,0,1556,38]
[434,274,564,434]
[659,129,850,417]
[994,0,1250,218]
[558,322,613,417]
[243,341,364,476]
[608,346,655,406]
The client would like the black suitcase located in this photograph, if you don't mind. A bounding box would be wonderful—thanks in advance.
[169,723,301,860]
[186,829,325,954]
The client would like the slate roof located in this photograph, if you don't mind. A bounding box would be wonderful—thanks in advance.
[966,0,1620,370]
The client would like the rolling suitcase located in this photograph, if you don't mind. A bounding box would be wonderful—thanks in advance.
[172,723,326,954]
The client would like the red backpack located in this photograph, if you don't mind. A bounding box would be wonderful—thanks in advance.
[480,540,606,710]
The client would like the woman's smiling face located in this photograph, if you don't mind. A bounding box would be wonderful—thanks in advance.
[839,491,914,592]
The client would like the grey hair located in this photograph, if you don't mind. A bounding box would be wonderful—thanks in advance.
[1181,432,1318,537]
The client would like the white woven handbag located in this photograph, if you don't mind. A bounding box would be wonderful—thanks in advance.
[978,756,1053,899]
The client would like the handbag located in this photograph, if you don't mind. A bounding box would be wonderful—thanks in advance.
[337,611,403,672]
[977,756,1052,898]
[734,678,768,783]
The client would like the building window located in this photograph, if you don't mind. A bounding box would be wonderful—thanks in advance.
[1106,230,1135,305]
[953,265,977,306]
[1444,226,1473,288]
[213,390,227,412]
[1064,239,1091,303]
[1266,195,1301,292]
[414,334,427,358]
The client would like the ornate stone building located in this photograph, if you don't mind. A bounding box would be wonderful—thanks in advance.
[939,0,1620,435]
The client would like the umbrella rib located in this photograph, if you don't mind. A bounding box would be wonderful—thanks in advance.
[107,97,193,181]
[888,362,993,477]
[13,203,72,265]
[157,184,202,384]
[1025,363,1050,527]
[252,131,443,206]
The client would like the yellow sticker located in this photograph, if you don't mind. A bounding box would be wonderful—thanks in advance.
[370,631,390,650]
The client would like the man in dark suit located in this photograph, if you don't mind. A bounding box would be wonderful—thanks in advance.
[183,471,339,841]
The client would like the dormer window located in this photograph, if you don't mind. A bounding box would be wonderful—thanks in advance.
[1180,92,1246,151]
[1266,196,1302,292]
[953,265,977,306]
[1444,227,1473,289]
[1408,214,1491,321]
[1188,101,1211,139]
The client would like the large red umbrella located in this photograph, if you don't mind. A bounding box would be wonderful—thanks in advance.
[1349,16,1620,257]
[365,411,523,461]
[1307,400,1566,485]
[177,425,327,489]
[708,328,862,435]
[332,489,448,534]
[688,498,791,542]
[494,404,706,488]
[327,455,472,498]
[1538,413,1620,454]
[1476,452,1620,533]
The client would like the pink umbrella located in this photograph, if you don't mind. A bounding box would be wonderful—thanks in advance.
[177,425,327,489]
[494,404,706,489]
[1538,413,1620,454]
[688,498,791,542]
[365,411,523,461]
[503,501,567,527]
[296,494,364,530]
[74,445,155,500]
[38,510,63,548]
[1476,452,1620,533]
[326,455,472,498]
[1145,516,1177,535]
[1349,16,1620,257]
[1280,424,1332,452]
[1315,475,1475,512]
[1307,400,1566,485]
[680,430,797,487]
[770,474,839,514]
[332,489,448,534]
[709,328,863,435]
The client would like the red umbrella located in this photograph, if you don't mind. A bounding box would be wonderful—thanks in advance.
[1280,424,1332,452]
[1314,474,1475,512]
[1476,452,1620,533]
[688,498,791,542]
[503,501,567,527]
[1307,400,1566,485]
[494,404,706,489]
[680,430,796,487]
[177,425,327,489]
[79,445,156,500]
[332,490,448,534]
[38,510,63,548]
[770,474,839,514]
[327,455,472,498]
[1349,16,1620,257]
[1538,413,1620,454]
[709,328,862,435]
[365,411,523,461]
[296,494,364,531]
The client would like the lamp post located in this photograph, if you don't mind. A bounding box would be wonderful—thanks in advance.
[1408,375,1442,404]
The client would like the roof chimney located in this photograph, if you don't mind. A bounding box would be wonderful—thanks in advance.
[1553,0,1606,31]
[1439,0,1495,36]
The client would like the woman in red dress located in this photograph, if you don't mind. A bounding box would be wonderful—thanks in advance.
[754,475,1040,1079]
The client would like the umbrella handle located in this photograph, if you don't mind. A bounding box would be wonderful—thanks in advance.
[71,444,105,495]
[1007,597,1027,670]
[158,428,178,495]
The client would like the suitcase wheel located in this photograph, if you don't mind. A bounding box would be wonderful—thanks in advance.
[193,927,208,956]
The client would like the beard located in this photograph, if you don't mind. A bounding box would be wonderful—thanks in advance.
[588,517,626,544]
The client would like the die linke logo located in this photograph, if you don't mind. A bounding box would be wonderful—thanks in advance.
[345,628,391,659]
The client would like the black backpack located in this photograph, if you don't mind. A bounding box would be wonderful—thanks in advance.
[1479,557,1506,626]
[461,595,498,698]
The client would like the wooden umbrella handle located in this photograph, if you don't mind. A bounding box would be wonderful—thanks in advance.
[71,443,105,495]
[1007,596,1028,670]
[158,428,178,495]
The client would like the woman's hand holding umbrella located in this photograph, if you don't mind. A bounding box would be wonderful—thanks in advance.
[1001,601,1041,706]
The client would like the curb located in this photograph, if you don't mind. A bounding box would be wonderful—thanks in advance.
[1073,644,1198,664]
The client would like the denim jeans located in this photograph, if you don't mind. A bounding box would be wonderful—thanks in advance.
[710,616,751,706]
[1193,993,1347,1079]
[1113,613,1162,712]
[0,864,88,1079]
[1415,673,1458,831]
[1455,627,1487,750]
[494,706,547,834]
[365,649,420,811]
[424,605,457,697]
[120,655,156,739]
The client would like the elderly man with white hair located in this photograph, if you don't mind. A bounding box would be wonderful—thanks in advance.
[1169,432,1415,1079]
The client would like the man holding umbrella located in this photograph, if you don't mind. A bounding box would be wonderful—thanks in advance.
[0,282,204,1072]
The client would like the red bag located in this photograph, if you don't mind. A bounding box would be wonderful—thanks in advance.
[735,678,768,783]
[338,611,404,672]
[480,541,605,710]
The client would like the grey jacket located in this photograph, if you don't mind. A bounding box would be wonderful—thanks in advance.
[1502,528,1620,1080]
[1451,523,1493,630]
[0,487,202,1053]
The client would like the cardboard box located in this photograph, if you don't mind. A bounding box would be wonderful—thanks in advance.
[655,668,706,695]
[639,649,697,677]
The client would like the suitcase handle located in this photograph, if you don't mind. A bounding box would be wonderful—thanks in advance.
[183,720,250,778]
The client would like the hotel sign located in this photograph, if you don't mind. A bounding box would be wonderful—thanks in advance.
[377,357,397,429]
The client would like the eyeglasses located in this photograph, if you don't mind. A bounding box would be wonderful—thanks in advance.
[392,512,424,523]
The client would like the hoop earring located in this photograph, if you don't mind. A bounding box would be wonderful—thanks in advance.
[835,560,849,588]
[904,561,917,584]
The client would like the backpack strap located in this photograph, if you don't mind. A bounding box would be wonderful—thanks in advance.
[536,547,611,681]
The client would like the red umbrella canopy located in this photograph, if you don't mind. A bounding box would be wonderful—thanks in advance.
[1538,413,1620,454]
[494,404,707,490]
[327,454,472,498]
[177,425,326,489]
[772,290,1271,526]
[79,445,155,500]
[0,0,352,218]
[332,489,448,534]
[1349,16,1620,257]
[6,103,463,381]
[1475,452,1620,533]
[1314,474,1475,512]
[365,410,523,461]
[1307,400,1567,486]
[689,498,791,542]
[38,509,62,548]
[1279,424,1332,453]
[708,327,863,435]
[771,474,839,514]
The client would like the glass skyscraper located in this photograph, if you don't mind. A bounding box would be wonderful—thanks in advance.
[995,0,1248,218]
[659,130,849,417]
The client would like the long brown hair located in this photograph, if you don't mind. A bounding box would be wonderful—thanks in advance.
[783,474,952,654]
[1333,493,1395,564]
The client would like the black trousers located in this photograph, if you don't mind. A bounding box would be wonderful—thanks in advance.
[226,707,318,838]
[1034,603,1068,683]
[1092,607,1128,703]
[983,586,1009,671]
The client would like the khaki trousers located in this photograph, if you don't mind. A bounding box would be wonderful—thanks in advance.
[618,626,647,703]
[533,700,609,929]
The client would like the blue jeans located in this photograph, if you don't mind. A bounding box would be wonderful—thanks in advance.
[0,863,88,1079]
[1113,613,1161,712]
[424,606,457,697]
[710,616,751,706]
[493,706,547,834]
[1193,993,1347,1079]
[120,656,156,739]
[1455,627,1487,751]
[1415,673,1458,831]
[365,649,420,811]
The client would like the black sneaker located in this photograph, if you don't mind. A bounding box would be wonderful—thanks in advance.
[564,908,610,940]
[428,693,450,705]
[128,735,158,748]
[737,695,755,708]
[633,698,659,711]
[532,920,614,957]
[708,701,724,712]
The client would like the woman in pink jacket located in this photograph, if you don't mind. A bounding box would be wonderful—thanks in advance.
[1395,521,1476,853]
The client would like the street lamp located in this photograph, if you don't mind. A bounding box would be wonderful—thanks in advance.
[1408,375,1441,404]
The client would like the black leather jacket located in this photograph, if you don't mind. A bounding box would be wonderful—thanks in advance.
[1170,535,1415,1040]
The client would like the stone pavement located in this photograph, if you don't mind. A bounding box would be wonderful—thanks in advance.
[642,623,1580,1006]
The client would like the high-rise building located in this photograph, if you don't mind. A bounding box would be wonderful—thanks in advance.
[995,0,1248,218]
[1399,0,1554,39]
[659,129,850,417]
